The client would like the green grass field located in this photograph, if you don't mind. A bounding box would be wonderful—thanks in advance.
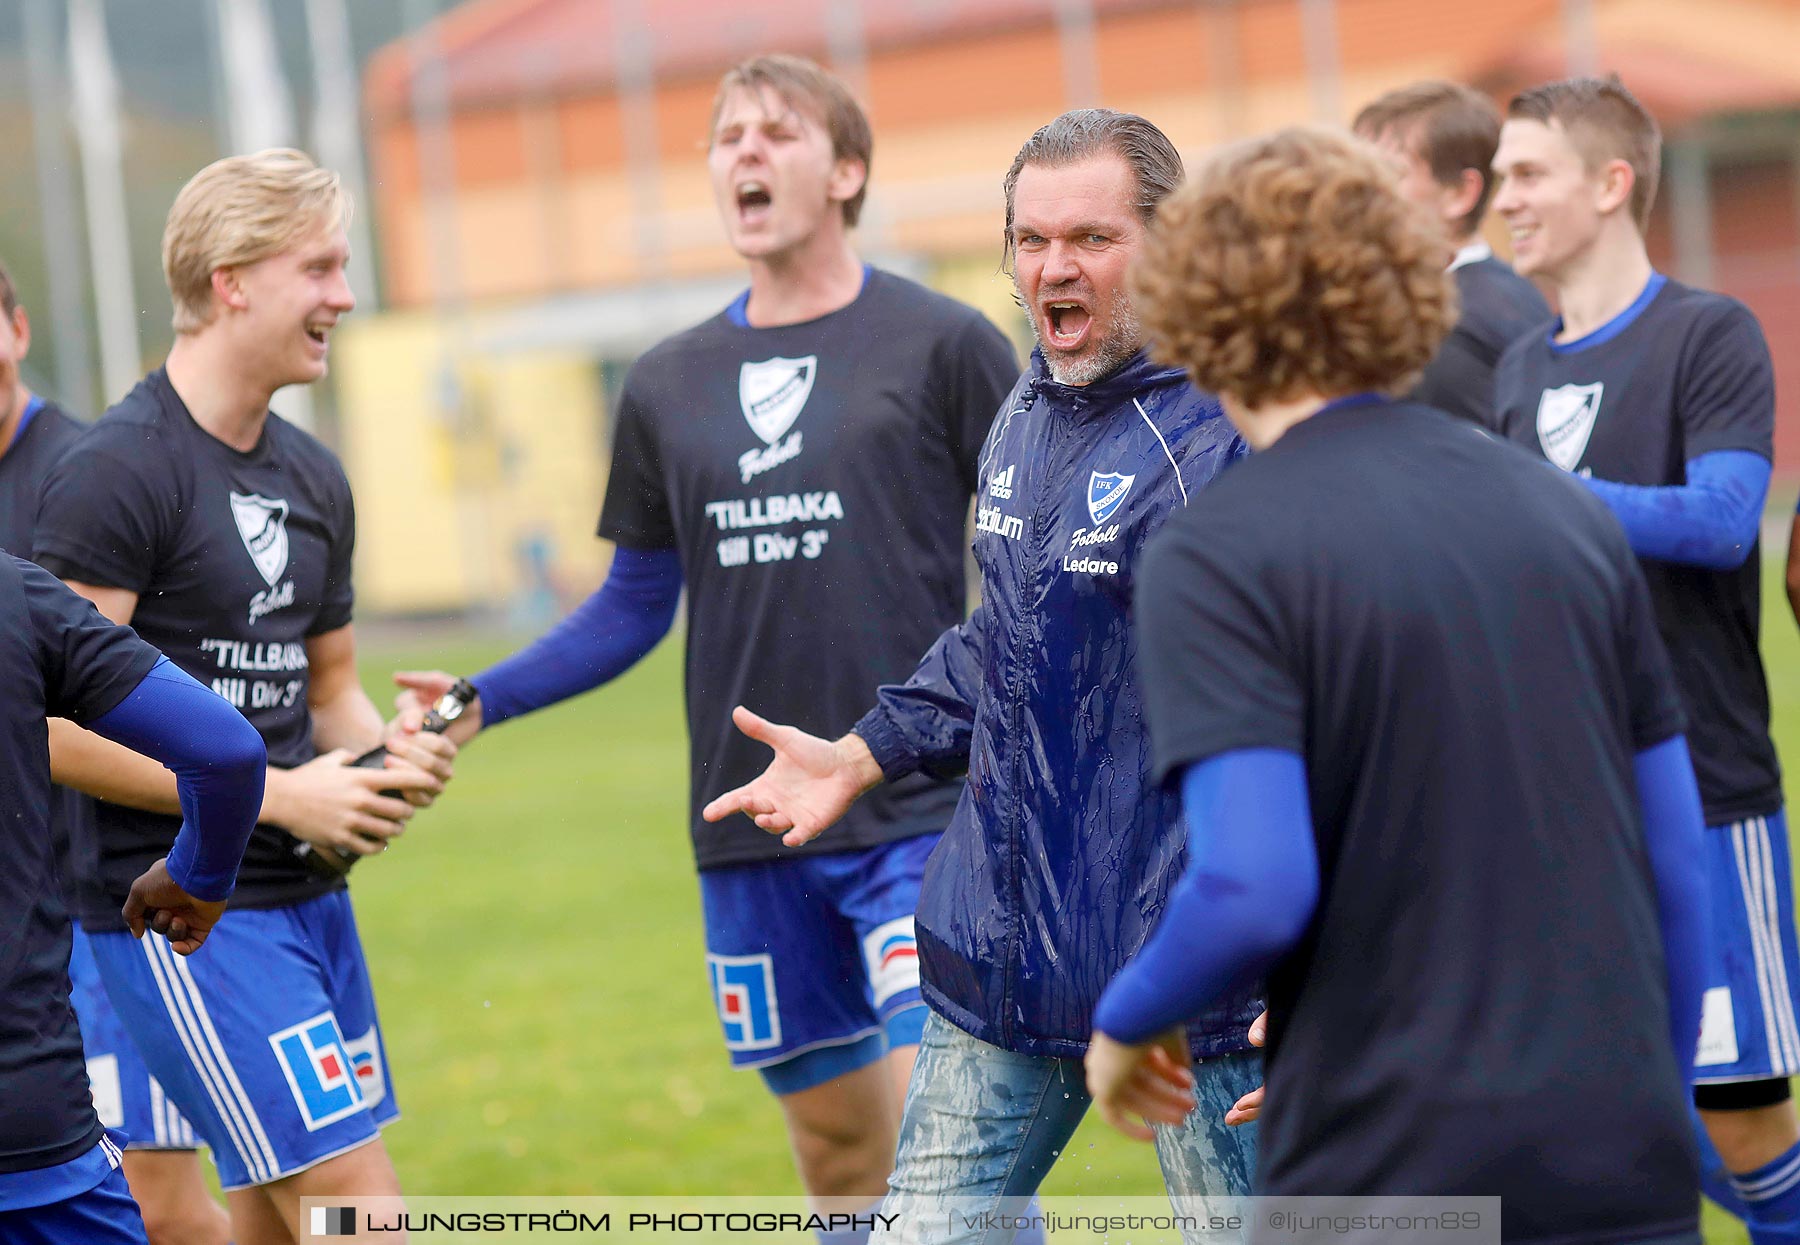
[338,549,1800,1240]
[344,632,1234,1203]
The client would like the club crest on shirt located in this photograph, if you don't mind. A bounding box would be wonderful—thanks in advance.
[1087,471,1136,526]
[230,491,290,586]
[739,355,817,446]
[1535,382,1604,472]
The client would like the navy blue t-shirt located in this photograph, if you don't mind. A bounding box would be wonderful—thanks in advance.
[0,398,114,922]
[1495,276,1780,825]
[1412,248,1548,427]
[0,554,158,1174]
[600,268,1019,869]
[34,369,356,924]
[0,397,85,555]
[1138,401,1696,1242]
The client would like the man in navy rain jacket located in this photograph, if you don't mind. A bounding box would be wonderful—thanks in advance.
[706,109,1261,1243]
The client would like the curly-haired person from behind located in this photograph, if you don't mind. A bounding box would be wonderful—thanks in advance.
[1089,128,1706,1245]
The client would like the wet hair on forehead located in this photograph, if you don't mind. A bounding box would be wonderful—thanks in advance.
[711,54,874,228]
[1507,75,1662,230]
[1001,109,1183,265]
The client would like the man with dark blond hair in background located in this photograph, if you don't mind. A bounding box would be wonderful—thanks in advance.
[1355,80,1547,426]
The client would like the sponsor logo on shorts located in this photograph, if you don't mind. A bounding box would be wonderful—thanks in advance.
[87,1054,124,1129]
[862,917,920,1008]
[269,1011,371,1132]
[343,1025,388,1109]
[1696,986,1740,1067]
[708,953,782,1052]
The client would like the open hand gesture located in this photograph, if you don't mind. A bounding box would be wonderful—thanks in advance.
[701,707,883,846]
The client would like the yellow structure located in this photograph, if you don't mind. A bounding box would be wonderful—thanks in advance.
[333,310,611,615]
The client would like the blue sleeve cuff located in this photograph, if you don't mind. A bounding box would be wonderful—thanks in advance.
[88,658,266,903]
[852,704,922,783]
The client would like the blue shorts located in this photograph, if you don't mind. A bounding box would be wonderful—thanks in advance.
[85,891,398,1191]
[701,834,934,1077]
[68,928,201,1151]
[1695,809,1800,1083]
[0,1147,146,1245]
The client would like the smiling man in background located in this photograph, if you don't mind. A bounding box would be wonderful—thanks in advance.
[1492,76,1794,1240]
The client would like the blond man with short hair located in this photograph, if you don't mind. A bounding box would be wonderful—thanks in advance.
[35,148,456,1245]
[1352,80,1547,426]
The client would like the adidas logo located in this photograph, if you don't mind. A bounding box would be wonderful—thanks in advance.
[987,464,1016,500]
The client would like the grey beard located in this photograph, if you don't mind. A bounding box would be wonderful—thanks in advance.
[1029,289,1143,386]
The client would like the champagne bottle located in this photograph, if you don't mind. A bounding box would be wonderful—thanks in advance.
[292,679,476,878]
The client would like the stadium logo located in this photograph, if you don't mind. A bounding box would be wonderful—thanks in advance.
[708,953,782,1051]
[310,1206,358,1236]
[861,917,920,1008]
[269,1012,380,1132]
[739,355,817,446]
[988,464,1015,500]
[1087,471,1136,526]
[1535,382,1604,472]
[230,491,290,586]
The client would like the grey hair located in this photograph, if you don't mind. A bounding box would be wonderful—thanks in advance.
[1001,108,1184,267]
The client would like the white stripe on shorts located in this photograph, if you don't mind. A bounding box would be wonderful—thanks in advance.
[139,936,277,1182]
[163,940,280,1175]
[148,1075,167,1147]
[1732,820,1797,1074]
[1754,817,1800,1072]
[1732,820,1784,1070]
[147,1074,194,1150]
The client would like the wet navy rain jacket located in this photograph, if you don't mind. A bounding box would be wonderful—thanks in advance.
[854,348,1263,1059]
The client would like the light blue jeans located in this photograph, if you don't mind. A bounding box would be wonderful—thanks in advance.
[874,1011,1260,1244]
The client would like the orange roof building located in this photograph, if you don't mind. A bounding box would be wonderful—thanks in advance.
[340,0,1800,613]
